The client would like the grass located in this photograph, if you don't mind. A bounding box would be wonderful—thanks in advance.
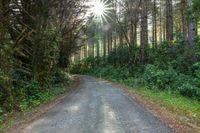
[126,86,200,125]
[99,75,200,126]
[0,80,73,131]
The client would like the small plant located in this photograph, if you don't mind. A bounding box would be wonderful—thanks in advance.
[178,83,200,100]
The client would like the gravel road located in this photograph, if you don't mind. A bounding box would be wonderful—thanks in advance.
[22,76,173,133]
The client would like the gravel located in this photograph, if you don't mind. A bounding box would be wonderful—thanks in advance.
[22,76,173,133]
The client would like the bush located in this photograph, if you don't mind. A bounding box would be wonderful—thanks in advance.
[107,46,141,67]
[52,70,69,84]
[141,64,200,99]
[69,56,105,74]
[142,65,174,88]
[69,61,82,74]
[178,83,200,100]
[70,39,200,100]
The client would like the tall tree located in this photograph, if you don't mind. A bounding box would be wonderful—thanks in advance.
[152,0,158,47]
[166,0,173,42]
[140,0,149,64]
[181,0,188,42]
[188,0,196,46]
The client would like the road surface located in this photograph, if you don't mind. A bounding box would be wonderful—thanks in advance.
[22,76,173,133]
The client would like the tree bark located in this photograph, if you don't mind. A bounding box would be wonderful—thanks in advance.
[181,0,188,43]
[152,0,157,47]
[140,0,149,64]
[188,0,197,47]
[166,0,173,42]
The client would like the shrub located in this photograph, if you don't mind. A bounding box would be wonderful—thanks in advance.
[142,64,170,89]
[69,61,82,74]
[69,56,105,74]
[141,64,200,99]
[70,39,200,100]
[52,70,69,84]
[178,83,200,100]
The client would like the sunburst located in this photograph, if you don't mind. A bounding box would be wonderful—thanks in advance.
[89,0,112,23]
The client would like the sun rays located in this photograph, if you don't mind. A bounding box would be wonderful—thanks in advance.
[88,0,113,23]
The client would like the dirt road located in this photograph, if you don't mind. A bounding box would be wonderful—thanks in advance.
[22,76,172,133]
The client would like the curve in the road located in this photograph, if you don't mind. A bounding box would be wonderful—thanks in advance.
[22,76,173,133]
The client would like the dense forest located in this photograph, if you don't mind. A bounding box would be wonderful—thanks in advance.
[0,0,89,123]
[0,0,200,130]
[71,0,200,100]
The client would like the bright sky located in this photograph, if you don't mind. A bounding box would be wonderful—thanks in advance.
[86,0,112,23]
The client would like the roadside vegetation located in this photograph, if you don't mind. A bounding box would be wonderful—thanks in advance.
[70,36,200,125]
[69,1,200,123]
[0,75,71,130]
[0,0,87,130]
[70,1,200,126]
[1,0,200,132]
[70,37,200,99]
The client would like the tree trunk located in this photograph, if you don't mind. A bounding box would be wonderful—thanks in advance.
[166,0,173,42]
[152,0,157,47]
[159,0,163,42]
[103,33,107,58]
[140,0,149,64]
[188,0,196,47]
[181,0,188,43]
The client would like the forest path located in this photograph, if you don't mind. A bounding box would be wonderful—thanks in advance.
[21,76,172,133]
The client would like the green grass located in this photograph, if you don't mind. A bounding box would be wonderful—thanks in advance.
[0,80,72,131]
[97,74,200,125]
[127,86,200,124]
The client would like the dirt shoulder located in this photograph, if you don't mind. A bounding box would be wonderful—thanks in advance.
[3,75,81,133]
[108,81,200,133]
[3,75,200,133]
[20,75,172,133]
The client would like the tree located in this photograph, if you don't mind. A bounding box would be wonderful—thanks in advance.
[0,0,88,112]
[140,0,149,64]
[181,0,188,42]
[188,0,197,46]
[166,0,173,42]
[152,0,158,47]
